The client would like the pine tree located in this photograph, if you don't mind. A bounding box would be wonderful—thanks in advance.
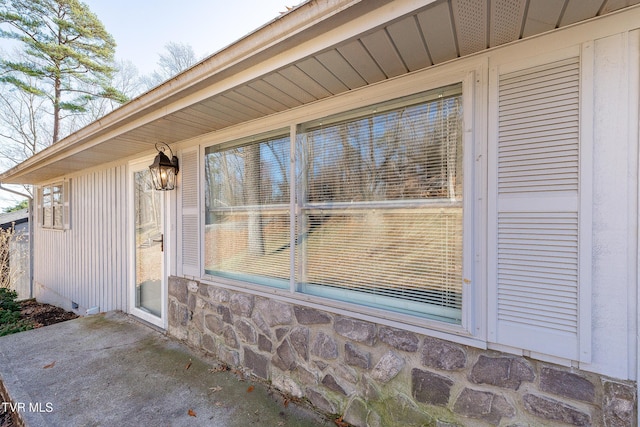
[0,0,127,143]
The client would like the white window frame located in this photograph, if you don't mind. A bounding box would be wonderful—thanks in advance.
[198,65,483,344]
[40,181,69,230]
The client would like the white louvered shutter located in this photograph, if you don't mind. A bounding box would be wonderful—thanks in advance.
[180,148,200,277]
[490,55,588,361]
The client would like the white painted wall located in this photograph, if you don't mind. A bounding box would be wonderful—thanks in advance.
[31,8,640,381]
[588,31,639,380]
[34,165,129,314]
[181,15,640,380]
[485,24,640,380]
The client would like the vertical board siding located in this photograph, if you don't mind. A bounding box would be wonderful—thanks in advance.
[34,165,129,312]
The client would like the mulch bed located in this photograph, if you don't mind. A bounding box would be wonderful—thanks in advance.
[18,300,78,328]
[1,300,78,426]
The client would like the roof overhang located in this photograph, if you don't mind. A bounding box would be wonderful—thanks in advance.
[2,0,639,185]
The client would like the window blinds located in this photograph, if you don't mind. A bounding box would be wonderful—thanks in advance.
[205,136,291,287]
[296,93,463,322]
[204,88,464,323]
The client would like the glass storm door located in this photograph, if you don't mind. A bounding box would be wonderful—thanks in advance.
[132,165,165,327]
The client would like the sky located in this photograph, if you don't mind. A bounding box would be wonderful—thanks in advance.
[84,0,299,74]
[0,0,299,210]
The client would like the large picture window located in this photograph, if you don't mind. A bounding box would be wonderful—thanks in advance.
[204,85,464,323]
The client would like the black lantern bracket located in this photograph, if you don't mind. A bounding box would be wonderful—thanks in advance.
[149,142,180,191]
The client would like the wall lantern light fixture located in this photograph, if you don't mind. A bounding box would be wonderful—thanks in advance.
[149,142,179,191]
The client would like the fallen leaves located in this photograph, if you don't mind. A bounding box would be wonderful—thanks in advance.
[231,368,246,381]
[334,416,350,427]
[188,408,196,417]
[208,363,228,373]
[43,361,55,369]
[185,359,192,370]
[209,386,222,393]
[247,385,254,393]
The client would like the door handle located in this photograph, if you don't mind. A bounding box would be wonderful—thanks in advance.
[152,234,164,252]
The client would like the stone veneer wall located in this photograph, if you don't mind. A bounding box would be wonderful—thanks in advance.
[168,276,636,426]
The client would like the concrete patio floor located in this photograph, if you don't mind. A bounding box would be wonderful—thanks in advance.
[0,312,333,426]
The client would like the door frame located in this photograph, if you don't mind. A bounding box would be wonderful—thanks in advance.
[128,157,170,329]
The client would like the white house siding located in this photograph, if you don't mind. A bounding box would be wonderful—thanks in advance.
[34,164,129,314]
[488,28,640,381]
[481,14,640,384]
[589,30,639,381]
[169,9,640,394]
[14,5,638,425]
[474,19,640,382]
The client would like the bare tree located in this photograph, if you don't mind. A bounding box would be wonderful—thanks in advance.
[0,67,50,197]
[0,83,50,165]
[0,224,27,292]
[141,42,200,90]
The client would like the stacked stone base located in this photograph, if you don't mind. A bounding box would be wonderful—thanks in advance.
[168,277,636,426]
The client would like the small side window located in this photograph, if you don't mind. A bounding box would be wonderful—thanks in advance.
[40,181,70,230]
